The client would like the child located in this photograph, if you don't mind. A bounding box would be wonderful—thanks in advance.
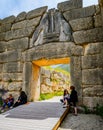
[61,89,70,108]
[1,94,14,112]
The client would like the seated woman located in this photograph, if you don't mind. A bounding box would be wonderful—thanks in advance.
[1,94,14,111]
[13,91,27,108]
[60,89,70,108]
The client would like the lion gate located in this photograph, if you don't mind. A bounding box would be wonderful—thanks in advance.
[0,0,103,108]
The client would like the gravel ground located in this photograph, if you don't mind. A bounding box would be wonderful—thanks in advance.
[58,113,103,130]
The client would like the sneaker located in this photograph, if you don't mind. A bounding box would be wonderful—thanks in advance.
[1,109,4,113]
[10,106,13,109]
[63,105,67,108]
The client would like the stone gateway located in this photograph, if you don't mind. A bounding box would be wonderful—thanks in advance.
[0,0,103,108]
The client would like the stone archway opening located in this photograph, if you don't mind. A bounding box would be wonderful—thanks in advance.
[31,57,70,101]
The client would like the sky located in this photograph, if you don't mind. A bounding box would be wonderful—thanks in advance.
[0,0,98,19]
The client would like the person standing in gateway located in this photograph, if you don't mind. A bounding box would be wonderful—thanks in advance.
[70,86,78,116]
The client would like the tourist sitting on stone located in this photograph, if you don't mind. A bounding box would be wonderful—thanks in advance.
[13,91,27,107]
[1,94,14,112]
[60,89,70,108]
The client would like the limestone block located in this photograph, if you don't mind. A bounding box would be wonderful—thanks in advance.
[95,5,101,15]
[57,0,82,12]
[26,16,41,27]
[85,42,103,55]
[0,23,11,33]
[22,62,32,99]
[73,27,103,44]
[63,5,95,21]
[1,15,15,24]
[23,42,70,61]
[0,41,6,52]
[7,37,29,51]
[0,64,3,73]
[0,32,6,41]
[69,17,93,31]
[82,54,103,69]
[5,27,35,41]
[70,43,84,56]
[0,52,7,63]
[2,73,22,82]
[94,14,102,27]
[70,56,82,97]
[26,6,47,19]
[12,20,27,30]
[83,85,103,97]
[13,17,41,30]
[0,50,21,63]
[8,82,22,91]
[82,68,103,85]
[3,62,23,73]
[15,12,26,22]
[0,74,2,81]
[83,97,103,108]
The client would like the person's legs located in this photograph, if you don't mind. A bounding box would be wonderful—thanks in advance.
[73,102,77,115]
[2,102,7,109]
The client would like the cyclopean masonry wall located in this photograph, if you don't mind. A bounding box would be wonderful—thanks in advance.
[0,0,103,108]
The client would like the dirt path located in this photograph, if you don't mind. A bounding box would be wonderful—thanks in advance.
[58,113,103,130]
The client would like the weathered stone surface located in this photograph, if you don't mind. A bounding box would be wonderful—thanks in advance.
[57,0,82,12]
[0,53,7,63]
[73,27,103,44]
[95,5,101,15]
[22,62,32,100]
[1,15,15,24]
[63,5,96,21]
[0,64,3,73]
[83,97,103,108]
[69,17,93,31]
[0,41,6,52]
[82,54,103,69]
[0,50,22,63]
[8,82,22,91]
[32,9,73,45]
[26,6,47,19]
[12,17,41,30]
[3,62,23,73]
[2,73,22,82]
[94,14,102,27]
[5,27,35,41]
[7,37,29,51]
[83,85,103,97]
[22,42,83,62]
[0,32,6,41]
[15,12,26,22]
[70,56,82,103]
[85,42,103,55]
[0,23,11,33]
[82,68,103,85]
[70,43,84,56]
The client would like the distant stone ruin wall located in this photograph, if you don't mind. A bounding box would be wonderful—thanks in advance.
[40,68,70,94]
[0,0,103,108]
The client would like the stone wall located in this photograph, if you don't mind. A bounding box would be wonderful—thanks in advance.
[0,0,103,108]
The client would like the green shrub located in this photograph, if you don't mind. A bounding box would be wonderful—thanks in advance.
[82,105,91,114]
[94,104,103,118]
[39,91,63,101]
